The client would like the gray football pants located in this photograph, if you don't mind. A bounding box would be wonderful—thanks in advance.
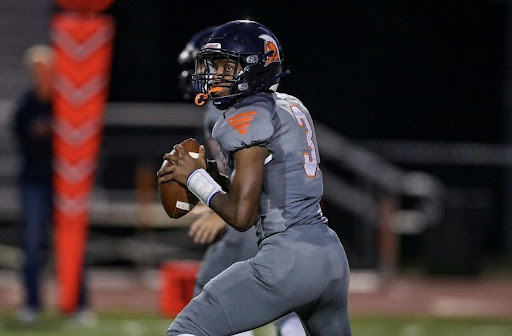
[167,224,351,336]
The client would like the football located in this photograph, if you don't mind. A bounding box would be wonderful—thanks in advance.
[158,138,200,219]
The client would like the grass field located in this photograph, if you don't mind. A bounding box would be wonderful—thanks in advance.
[0,312,511,336]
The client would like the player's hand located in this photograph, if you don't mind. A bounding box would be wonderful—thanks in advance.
[188,211,227,244]
[156,150,178,185]
[158,144,207,185]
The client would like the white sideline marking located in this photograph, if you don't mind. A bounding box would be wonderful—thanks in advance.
[349,270,380,293]
[431,297,493,317]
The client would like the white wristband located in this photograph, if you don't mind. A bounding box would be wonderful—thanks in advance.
[186,168,222,207]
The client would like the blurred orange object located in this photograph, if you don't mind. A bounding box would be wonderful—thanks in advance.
[51,11,115,313]
[56,0,115,13]
[160,260,201,317]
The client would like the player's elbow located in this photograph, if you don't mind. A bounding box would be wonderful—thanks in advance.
[214,193,258,231]
[231,221,254,232]
[228,210,257,232]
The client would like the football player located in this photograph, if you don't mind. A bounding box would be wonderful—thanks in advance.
[159,20,352,336]
[177,26,307,336]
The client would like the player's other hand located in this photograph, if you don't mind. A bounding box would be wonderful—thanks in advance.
[158,144,207,186]
[189,211,227,244]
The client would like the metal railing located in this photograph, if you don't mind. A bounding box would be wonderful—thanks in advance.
[0,101,446,274]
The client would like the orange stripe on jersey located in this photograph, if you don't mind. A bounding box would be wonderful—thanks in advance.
[227,111,257,134]
[233,122,251,130]
[229,116,254,127]
[228,111,257,123]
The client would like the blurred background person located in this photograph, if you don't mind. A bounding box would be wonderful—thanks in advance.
[10,44,93,326]
[176,27,307,336]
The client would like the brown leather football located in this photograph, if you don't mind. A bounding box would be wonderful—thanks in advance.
[158,138,200,219]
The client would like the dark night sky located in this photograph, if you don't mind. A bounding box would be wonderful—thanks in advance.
[91,1,510,260]
[106,1,507,143]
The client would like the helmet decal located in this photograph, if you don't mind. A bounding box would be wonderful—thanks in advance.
[259,34,280,67]
[204,42,221,49]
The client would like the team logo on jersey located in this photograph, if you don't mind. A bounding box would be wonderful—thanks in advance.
[204,42,221,49]
[227,111,257,135]
[259,34,280,67]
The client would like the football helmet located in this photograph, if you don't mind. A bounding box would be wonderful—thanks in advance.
[192,20,288,110]
[177,26,216,100]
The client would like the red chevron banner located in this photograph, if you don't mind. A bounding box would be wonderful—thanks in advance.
[50,6,115,313]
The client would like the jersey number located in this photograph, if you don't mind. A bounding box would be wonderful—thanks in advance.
[291,105,318,177]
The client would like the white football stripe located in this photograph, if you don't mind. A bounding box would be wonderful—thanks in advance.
[176,201,191,211]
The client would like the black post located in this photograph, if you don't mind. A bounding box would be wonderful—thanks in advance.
[504,0,512,258]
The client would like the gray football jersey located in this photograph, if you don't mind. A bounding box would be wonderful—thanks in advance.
[203,101,221,141]
[212,92,328,242]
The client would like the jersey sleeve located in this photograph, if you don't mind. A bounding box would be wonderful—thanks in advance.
[214,106,274,154]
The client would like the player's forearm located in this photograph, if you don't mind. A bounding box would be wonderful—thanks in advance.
[208,191,257,232]
[185,169,255,231]
[187,146,265,231]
